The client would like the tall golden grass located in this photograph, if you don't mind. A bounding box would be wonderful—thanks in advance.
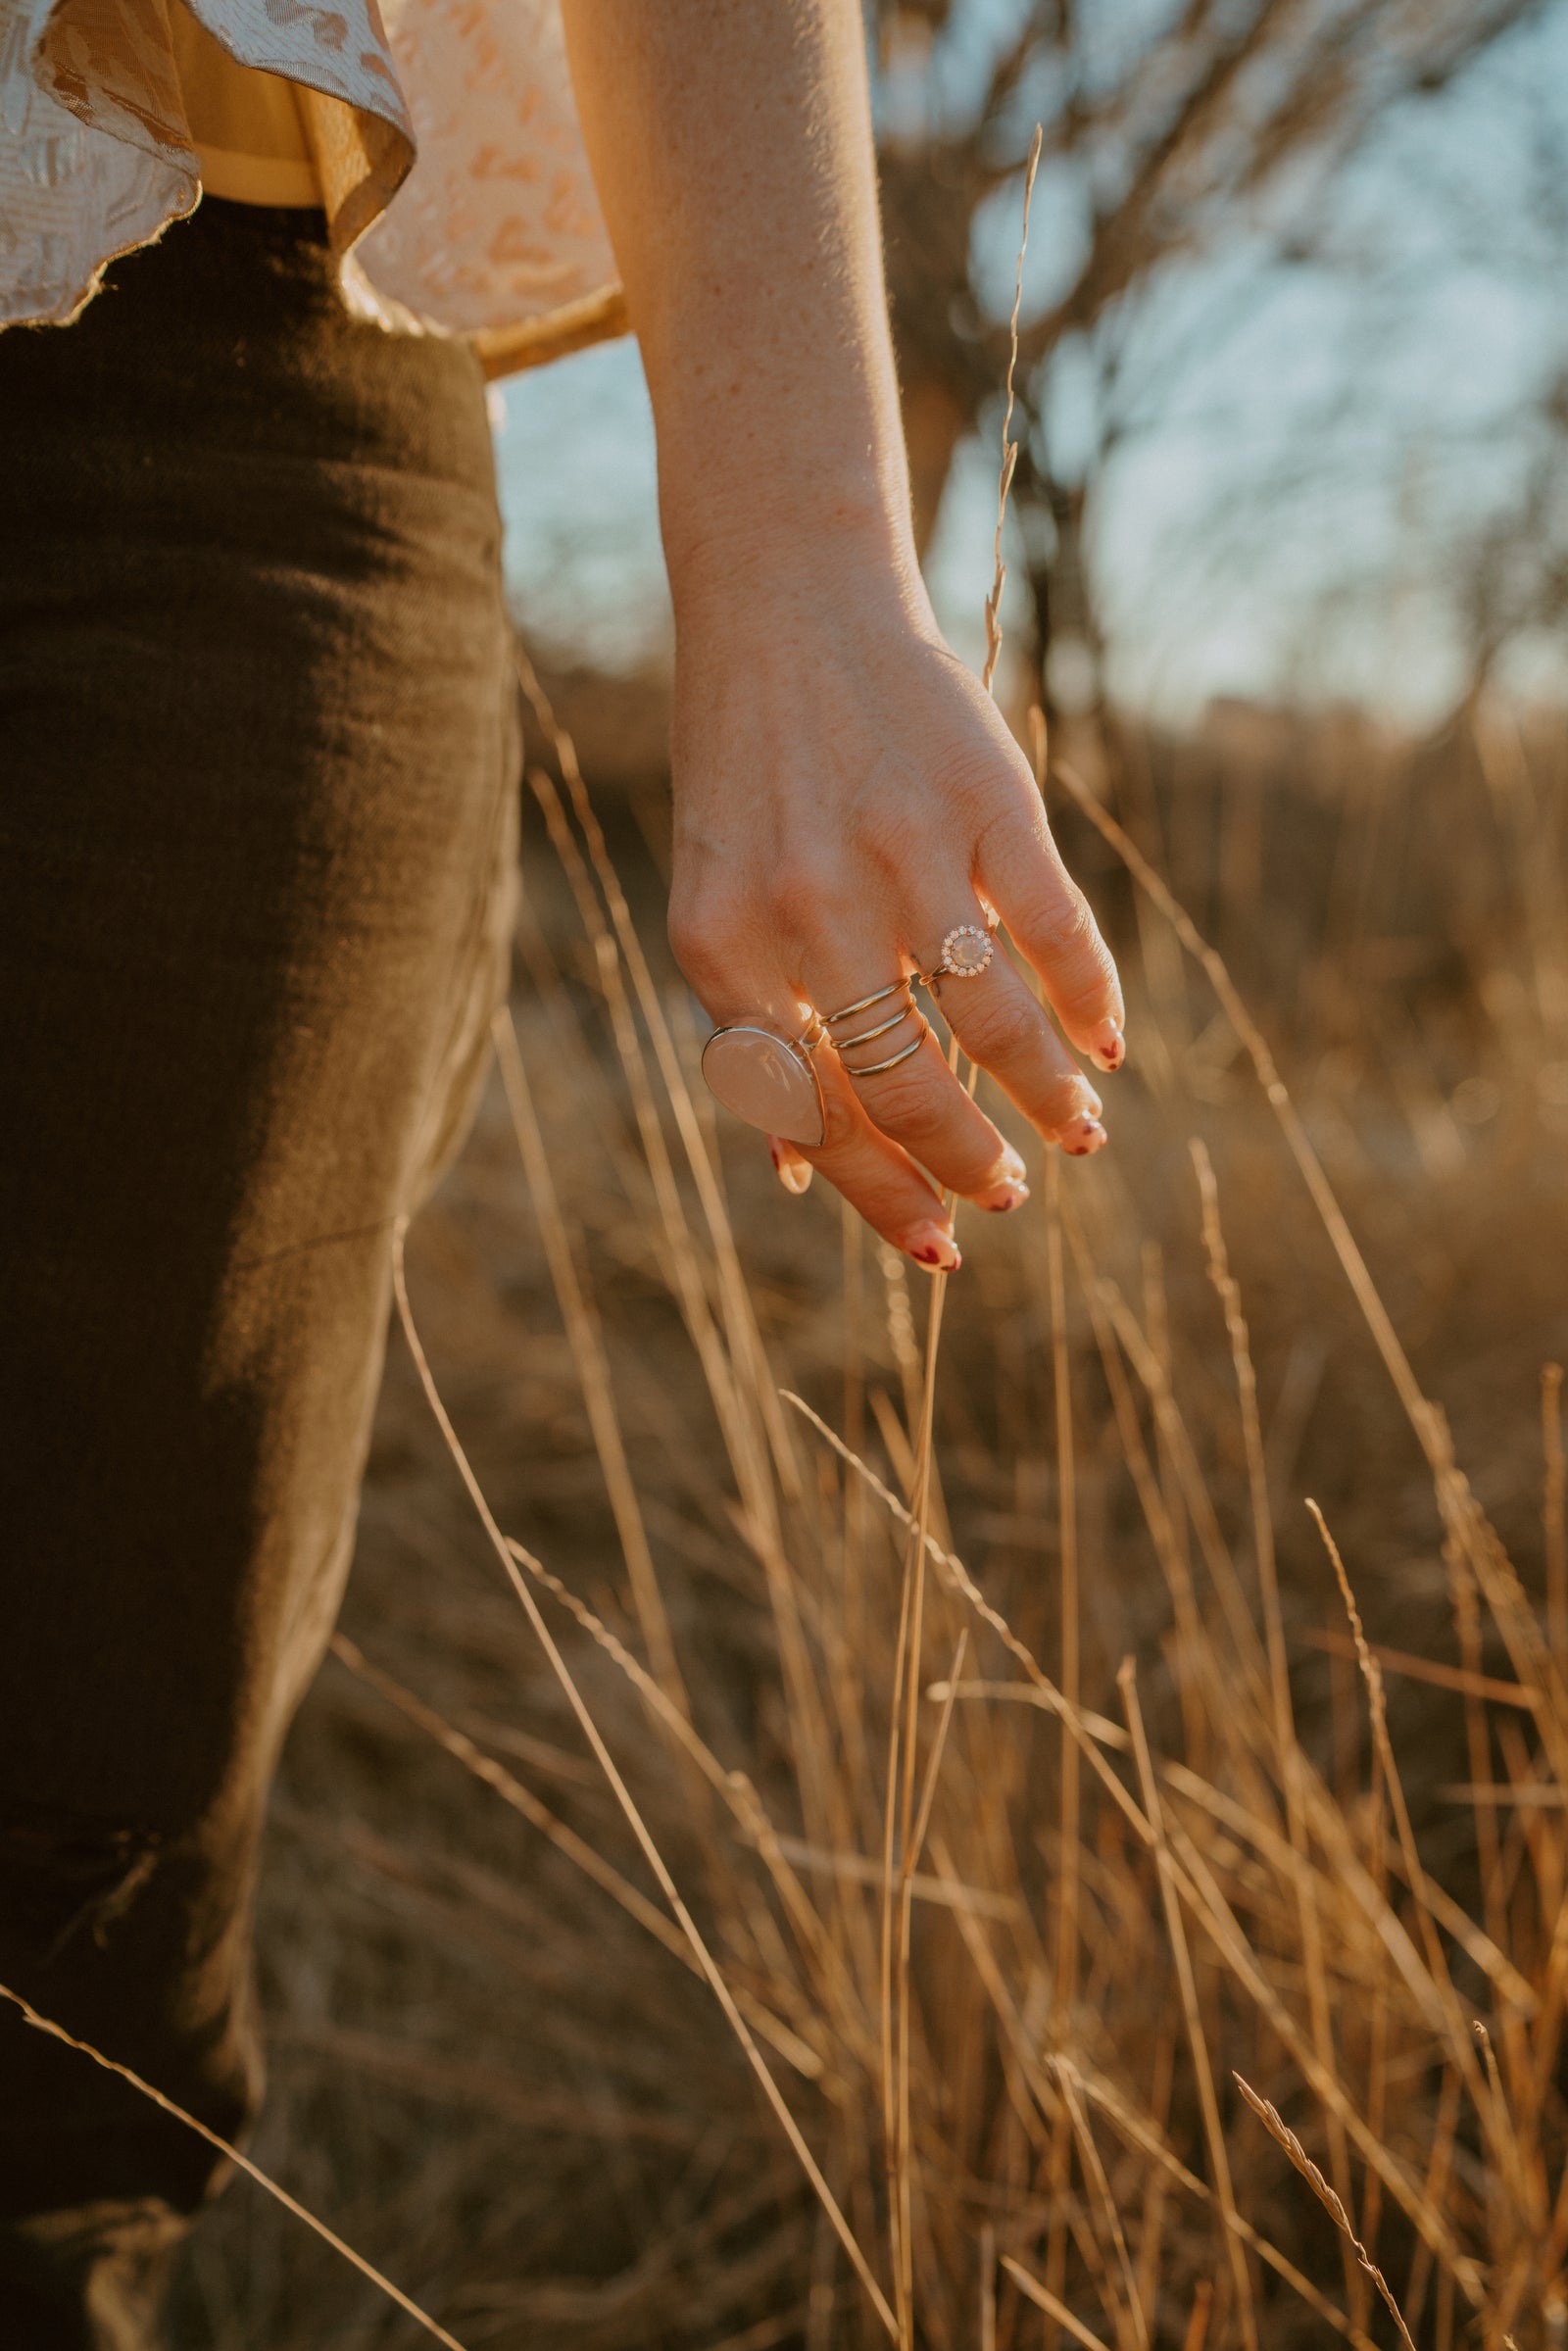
[144,656,1568,2350]
[129,146,1568,2350]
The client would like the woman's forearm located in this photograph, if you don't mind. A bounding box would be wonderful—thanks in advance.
[559,1,1123,1264]
[559,0,919,596]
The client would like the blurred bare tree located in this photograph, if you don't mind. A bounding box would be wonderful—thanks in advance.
[873,0,1552,714]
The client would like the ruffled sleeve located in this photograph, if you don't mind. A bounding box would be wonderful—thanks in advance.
[0,0,623,369]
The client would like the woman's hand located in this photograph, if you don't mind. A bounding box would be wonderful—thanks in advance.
[667,538,1124,1269]
[561,0,1122,1267]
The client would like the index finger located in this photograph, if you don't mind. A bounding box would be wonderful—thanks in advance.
[975,803,1125,1073]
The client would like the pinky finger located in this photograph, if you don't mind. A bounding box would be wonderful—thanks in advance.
[769,1136,814,1196]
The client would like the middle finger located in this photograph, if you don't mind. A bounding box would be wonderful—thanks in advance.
[920,925,1107,1157]
[808,953,1030,1200]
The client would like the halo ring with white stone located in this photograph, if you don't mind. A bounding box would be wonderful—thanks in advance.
[701,1019,826,1146]
[922,923,995,985]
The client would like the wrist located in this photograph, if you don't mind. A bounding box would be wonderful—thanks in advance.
[663,471,931,639]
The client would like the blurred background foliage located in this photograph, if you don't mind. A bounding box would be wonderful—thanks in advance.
[496,0,1568,730]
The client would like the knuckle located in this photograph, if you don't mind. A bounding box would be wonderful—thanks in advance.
[1024,880,1095,961]
[818,1086,865,1152]
[1061,947,1120,1020]
[1019,886,1116,1006]
[765,854,842,937]
[668,889,745,995]
[953,990,1036,1067]
[858,1065,950,1147]
[1036,1071,1096,1136]
[857,802,924,884]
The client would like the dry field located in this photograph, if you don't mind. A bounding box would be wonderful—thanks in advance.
[165,686,1568,2349]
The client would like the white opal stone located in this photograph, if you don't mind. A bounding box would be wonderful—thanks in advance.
[701,1027,824,1146]
[944,924,993,975]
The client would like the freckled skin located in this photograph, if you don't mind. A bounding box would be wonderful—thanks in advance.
[563,1,1125,1268]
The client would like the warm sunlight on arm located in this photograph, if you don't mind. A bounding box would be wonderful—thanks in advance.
[559,0,918,592]
[560,0,1124,1266]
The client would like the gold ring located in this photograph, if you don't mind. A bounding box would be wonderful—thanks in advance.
[827,1004,911,1052]
[841,1019,929,1078]
[919,923,995,986]
[821,977,911,1026]
[820,974,926,1076]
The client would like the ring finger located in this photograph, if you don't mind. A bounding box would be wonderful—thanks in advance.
[808,953,1035,1200]
[920,925,1107,1157]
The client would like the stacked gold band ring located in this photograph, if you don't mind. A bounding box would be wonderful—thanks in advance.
[699,922,998,1138]
[821,977,928,1079]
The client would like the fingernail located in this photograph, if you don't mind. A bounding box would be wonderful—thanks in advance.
[906,1220,961,1272]
[1064,1117,1107,1158]
[975,1179,1030,1213]
[1092,1020,1126,1073]
[769,1138,813,1195]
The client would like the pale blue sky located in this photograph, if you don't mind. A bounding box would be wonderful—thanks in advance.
[492,0,1568,725]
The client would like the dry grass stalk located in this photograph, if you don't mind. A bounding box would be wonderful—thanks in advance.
[491,1006,685,1712]
[1118,1662,1258,2350]
[1182,2280,1213,2351]
[1050,761,1438,1449]
[328,1633,825,2081]
[1190,1140,1357,2308]
[1233,2074,1417,2351]
[0,1982,472,2351]
[793,1377,1496,2305]
[1054,2059,1149,2350]
[389,1220,901,2341]
[1002,2252,1114,2350]
[1305,1503,1504,2144]
[1545,1362,1567,1662]
[1054,752,1568,1811]
[981,122,1043,695]
[1045,1151,1083,2333]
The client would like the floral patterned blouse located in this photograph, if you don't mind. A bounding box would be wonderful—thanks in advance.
[0,0,627,374]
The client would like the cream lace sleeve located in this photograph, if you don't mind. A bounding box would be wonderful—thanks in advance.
[0,0,624,368]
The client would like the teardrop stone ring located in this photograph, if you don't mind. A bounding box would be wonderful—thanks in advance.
[700,922,997,1143]
[700,1019,828,1146]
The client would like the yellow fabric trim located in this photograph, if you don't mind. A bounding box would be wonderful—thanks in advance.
[473,286,632,380]
[167,0,323,206]
[168,2,312,157]
[195,144,321,206]
[294,82,405,258]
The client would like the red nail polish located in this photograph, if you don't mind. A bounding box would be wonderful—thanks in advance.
[906,1220,961,1271]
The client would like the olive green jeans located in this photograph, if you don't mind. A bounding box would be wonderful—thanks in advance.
[0,198,519,2348]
